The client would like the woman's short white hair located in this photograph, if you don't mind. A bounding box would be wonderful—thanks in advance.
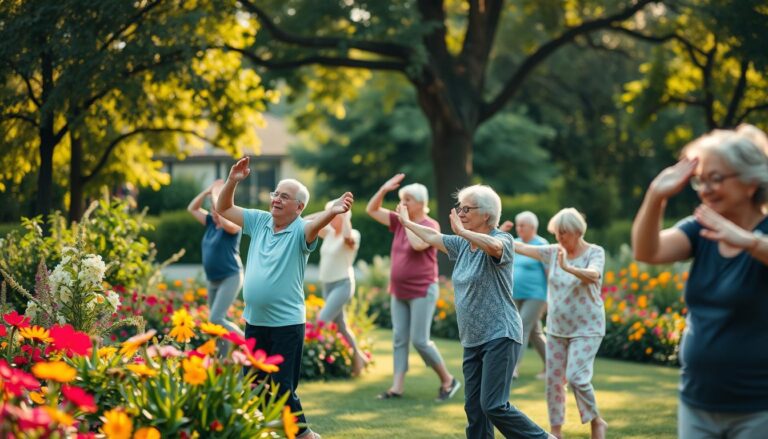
[456,185,502,228]
[547,208,587,236]
[398,183,430,214]
[514,211,539,230]
[682,125,768,206]
[278,178,310,206]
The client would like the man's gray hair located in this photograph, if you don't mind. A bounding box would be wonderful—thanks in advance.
[456,185,502,228]
[399,183,430,214]
[547,208,587,236]
[278,178,310,206]
[515,211,539,230]
[683,124,768,206]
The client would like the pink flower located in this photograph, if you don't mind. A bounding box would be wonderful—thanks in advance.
[62,385,97,413]
[0,359,40,396]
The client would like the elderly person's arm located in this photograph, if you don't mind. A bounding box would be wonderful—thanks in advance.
[695,205,768,265]
[341,213,356,249]
[395,200,432,251]
[187,185,211,225]
[216,157,248,227]
[513,241,544,261]
[448,210,504,258]
[557,248,601,283]
[395,204,447,253]
[366,174,404,226]
[215,213,242,235]
[632,158,696,263]
[305,193,354,244]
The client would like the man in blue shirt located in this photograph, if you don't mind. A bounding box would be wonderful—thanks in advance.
[218,156,353,439]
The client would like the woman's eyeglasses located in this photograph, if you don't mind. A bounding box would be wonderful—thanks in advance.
[690,173,739,191]
[454,204,480,214]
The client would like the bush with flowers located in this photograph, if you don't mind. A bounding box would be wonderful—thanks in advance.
[599,259,689,366]
[0,307,299,438]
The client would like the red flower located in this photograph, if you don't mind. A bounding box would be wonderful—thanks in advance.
[222,332,249,348]
[62,385,97,413]
[3,310,30,328]
[0,325,6,337]
[49,324,92,357]
[21,345,43,363]
[146,295,158,306]
[0,359,40,396]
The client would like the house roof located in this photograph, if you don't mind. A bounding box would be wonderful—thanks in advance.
[175,114,294,158]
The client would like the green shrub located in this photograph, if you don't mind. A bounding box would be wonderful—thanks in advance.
[137,176,203,215]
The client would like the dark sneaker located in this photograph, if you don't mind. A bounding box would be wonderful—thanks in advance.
[436,378,461,401]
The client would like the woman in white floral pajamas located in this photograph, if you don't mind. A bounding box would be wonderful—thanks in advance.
[514,208,608,439]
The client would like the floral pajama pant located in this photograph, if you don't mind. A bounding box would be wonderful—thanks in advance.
[545,335,603,426]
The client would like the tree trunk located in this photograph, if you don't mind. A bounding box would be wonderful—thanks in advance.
[36,52,55,219]
[68,128,84,222]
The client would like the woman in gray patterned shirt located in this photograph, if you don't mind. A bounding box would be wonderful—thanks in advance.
[396,184,555,439]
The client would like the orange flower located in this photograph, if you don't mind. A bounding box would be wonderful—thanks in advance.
[183,292,195,303]
[44,406,74,426]
[19,326,53,343]
[126,363,158,378]
[307,284,317,293]
[32,361,77,383]
[101,409,133,439]
[157,283,168,291]
[637,295,648,309]
[196,288,207,297]
[182,356,207,385]
[200,322,229,337]
[120,330,157,357]
[133,427,161,439]
[196,339,217,356]
[246,348,283,374]
[173,280,183,288]
[282,406,299,439]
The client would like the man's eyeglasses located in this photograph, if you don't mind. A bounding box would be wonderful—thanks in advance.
[690,173,739,191]
[269,191,299,203]
[454,204,480,214]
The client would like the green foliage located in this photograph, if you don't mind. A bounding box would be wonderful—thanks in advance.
[138,177,204,215]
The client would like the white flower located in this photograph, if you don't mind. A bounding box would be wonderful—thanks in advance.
[25,301,39,320]
[58,285,73,303]
[106,290,121,311]
[78,254,106,287]
[49,265,73,289]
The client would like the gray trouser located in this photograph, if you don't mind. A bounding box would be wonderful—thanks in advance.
[391,283,445,374]
[318,278,361,355]
[463,337,549,439]
[513,298,547,372]
[207,272,244,337]
[679,400,768,439]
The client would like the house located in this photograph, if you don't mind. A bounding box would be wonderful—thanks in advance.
[159,114,299,206]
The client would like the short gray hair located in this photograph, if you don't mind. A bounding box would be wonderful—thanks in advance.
[278,178,310,206]
[547,208,587,236]
[514,211,539,230]
[399,183,430,214]
[683,124,768,206]
[456,185,502,228]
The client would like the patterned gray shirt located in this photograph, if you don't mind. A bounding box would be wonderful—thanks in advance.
[443,229,522,348]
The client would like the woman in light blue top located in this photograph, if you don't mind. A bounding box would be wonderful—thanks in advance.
[502,211,548,380]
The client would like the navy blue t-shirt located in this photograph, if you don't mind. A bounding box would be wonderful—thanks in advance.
[202,214,243,281]
[677,215,768,412]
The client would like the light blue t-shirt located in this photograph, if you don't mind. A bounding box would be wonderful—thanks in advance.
[512,235,548,301]
[242,209,318,326]
[443,229,522,348]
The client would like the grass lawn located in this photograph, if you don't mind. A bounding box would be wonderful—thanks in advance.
[300,328,679,438]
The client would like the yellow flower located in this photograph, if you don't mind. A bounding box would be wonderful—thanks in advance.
[196,287,207,297]
[120,330,157,357]
[45,406,75,426]
[133,427,161,439]
[645,347,653,355]
[648,279,658,289]
[173,279,183,287]
[610,314,620,323]
[640,272,650,281]
[126,363,158,378]
[197,339,217,356]
[618,301,627,312]
[158,283,168,291]
[102,409,133,439]
[436,298,446,309]
[605,271,615,284]
[282,406,299,439]
[182,356,207,385]
[631,282,639,291]
[32,361,77,383]
[29,390,46,404]
[169,309,196,343]
[676,282,685,291]
[658,271,672,284]
[183,292,195,303]
[19,326,53,343]
[200,322,229,337]
[637,295,648,309]
[438,311,447,320]
[98,346,118,359]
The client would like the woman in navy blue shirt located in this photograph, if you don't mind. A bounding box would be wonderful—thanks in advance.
[188,179,245,343]
[632,125,768,438]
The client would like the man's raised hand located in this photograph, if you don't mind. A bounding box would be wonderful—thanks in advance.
[228,157,251,183]
[330,192,354,214]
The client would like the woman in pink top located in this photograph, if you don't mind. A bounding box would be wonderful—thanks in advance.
[514,208,608,439]
[367,174,459,401]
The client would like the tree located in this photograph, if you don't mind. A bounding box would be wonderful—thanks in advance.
[0,0,271,221]
[229,0,662,235]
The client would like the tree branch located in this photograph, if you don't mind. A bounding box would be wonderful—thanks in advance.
[225,45,408,72]
[724,58,749,127]
[238,0,412,61]
[81,127,218,183]
[98,0,164,52]
[0,112,39,127]
[737,103,768,125]
[481,0,658,122]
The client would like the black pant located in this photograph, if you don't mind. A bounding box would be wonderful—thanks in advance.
[463,337,549,439]
[244,323,307,433]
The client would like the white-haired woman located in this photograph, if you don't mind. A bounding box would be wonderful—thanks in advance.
[396,184,554,438]
[306,201,367,376]
[632,125,768,439]
[501,211,549,380]
[514,208,608,439]
[366,174,459,401]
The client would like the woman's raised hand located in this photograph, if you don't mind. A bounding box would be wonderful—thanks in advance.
[695,204,757,249]
[449,209,466,236]
[228,157,251,182]
[395,202,409,223]
[648,157,698,199]
[381,173,405,192]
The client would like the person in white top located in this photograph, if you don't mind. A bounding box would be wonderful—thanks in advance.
[308,201,367,375]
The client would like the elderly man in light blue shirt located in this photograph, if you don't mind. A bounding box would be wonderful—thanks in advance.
[218,156,352,439]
